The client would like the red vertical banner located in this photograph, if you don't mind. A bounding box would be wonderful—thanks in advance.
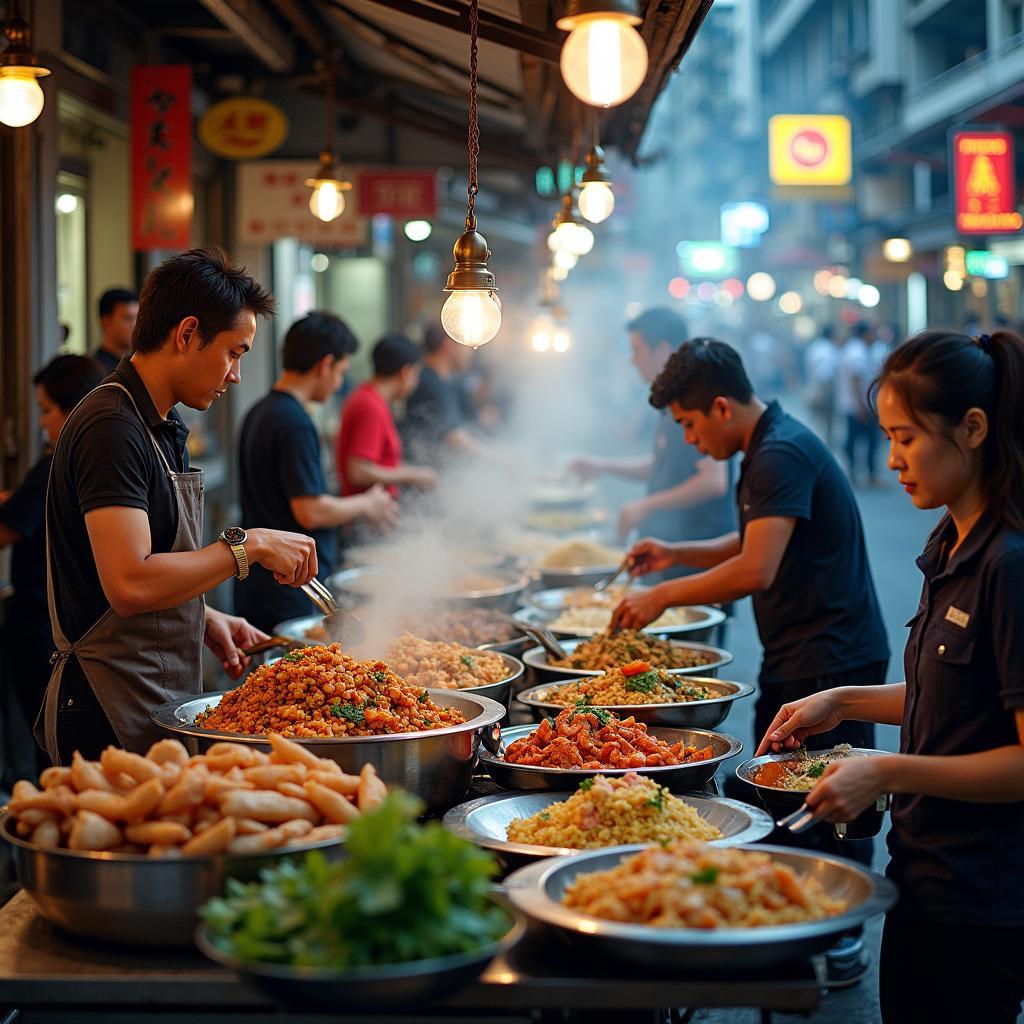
[952,130,1023,234]
[131,66,193,251]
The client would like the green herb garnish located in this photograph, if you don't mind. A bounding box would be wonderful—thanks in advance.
[330,702,365,724]
[417,691,430,703]
[658,837,671,848]
[578,777,595,792]
[539,812,550,821]
[284,648,310,663]
[805,761,827,779]
[570,700,612,726]
[645,784,668,813]
[689,866,721,885]
[460,654,475,670]
[199,793,508,969]
[625,670,662,694]
[372,670,388,684]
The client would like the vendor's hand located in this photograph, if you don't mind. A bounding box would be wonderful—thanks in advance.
[626,538,675,577]
[204,608,267,679]
[246,529,318,587]
[360,484,399,530]
[755,691,846,755]
[610,585,668,632]
[804,756,890,823]
[566,456,602,481]
[617,499,648,540]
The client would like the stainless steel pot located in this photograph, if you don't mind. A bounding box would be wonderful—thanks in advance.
[442,791,774,871]
[1,814,344,947]
[514,600,726,643]
[516,676,754,729]
[521,638,734,684]
[329,565,530,613]
[150,690,505,811]
[478,723,742,793]
[504,844,898,971]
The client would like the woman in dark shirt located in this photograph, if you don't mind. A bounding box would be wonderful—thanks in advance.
[0,355,103,778]
[757,329,1024,1023]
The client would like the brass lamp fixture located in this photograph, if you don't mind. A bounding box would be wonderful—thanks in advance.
[578,139,614,224]
[557,0,648,109]
[549,189,594,257]
[306,54,351,222]
[441,0,501,349]
[0,2,50,128]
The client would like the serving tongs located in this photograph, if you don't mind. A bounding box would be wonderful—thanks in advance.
[301,579,366,648]
[592,555,635,593]
[516,621,570,662]
[776,803,819,834]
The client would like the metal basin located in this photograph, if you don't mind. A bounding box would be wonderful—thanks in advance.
[478,723,741,793]
[442,791,774,871]
[735,749,892,840]
[1,814,344,947]
[329,565,530,612]
[150,690,505,811]
[516,676,754,730]
[514,600,726,643]
[534,562,624,591]
[521,638,733,684]
[504,844,898,971]
[195,905,524,1011]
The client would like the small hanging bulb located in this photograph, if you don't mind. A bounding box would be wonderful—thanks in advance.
[0,12,50,128]
[551,191,595,256]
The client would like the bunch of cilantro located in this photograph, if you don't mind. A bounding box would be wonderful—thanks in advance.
[200,792,508,968]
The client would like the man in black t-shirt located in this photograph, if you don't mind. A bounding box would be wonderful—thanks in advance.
[92,288,138,375]
[236,312,397,633]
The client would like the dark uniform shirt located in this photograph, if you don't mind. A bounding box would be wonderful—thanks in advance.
[92,348,121,376]
[235,390,335,633]
[888,513,1024,925]
[47,359,189,700]
[401,366,464,469]
[737,401,889,683]
[0,454,52,640]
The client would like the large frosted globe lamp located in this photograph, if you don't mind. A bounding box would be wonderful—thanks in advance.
[441,289,502,349]
[557,3,647,108]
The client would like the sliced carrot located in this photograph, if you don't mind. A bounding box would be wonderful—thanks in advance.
[621,660,652,677]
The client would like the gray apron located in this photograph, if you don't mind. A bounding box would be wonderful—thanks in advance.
[38,382,205,761]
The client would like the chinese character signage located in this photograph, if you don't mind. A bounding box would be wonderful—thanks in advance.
[953,130,1023,234]
[198,97,288,159]
[131,66,192,251]
[769,115,852,187]
[238,161,367,246]
[357,170,437,218]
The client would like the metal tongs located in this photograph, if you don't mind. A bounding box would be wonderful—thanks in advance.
[592,555,635,593]
[301,579,366,648]
[776,803,819,834]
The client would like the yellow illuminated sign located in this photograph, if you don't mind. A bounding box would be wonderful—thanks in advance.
[198,98,288,160]
[769,115,852,187]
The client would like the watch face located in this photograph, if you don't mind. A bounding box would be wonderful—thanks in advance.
[223,526,246,544]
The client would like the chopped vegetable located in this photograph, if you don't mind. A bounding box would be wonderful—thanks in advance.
[621,660,652,677]
[460,654,476,670]
[578,777,595,792]
[645,784,668,813]
[689,866,721,885]
[625,670,662,694]
[570,701,612,726]
[330,702,365,725]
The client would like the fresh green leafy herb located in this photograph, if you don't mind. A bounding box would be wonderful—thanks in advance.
[539,812,550,821]
[417,691,430,704]
[578,777,595,792]
[199,793,509,969]
[460,654,475,670]
[625,670,662,694]
[571,700,612,726]
[805,761,827,779]
[372,670,388,684]
[421,719,435,726]
[645,784,668,813]
[284,648,310,663]
[658,837,672,848]
[689,866,721,885]
[330,702,364,724]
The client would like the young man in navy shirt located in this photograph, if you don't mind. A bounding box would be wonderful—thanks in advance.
[235,311,397,633]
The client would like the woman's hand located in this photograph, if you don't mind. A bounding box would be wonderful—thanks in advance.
[204,608,268,679]
[804,756,892,822]
[755,690,847,755]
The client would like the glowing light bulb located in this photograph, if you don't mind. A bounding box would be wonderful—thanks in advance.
[578,181,615,224]
[441,289,502,348]
[552,327,571,352]
[553,249,578,271]
[0,69,45,127]
[308,180,346,222]
[560,17,648,108]
[553,220,594,256]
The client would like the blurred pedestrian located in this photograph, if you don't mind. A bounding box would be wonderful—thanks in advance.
[236,311,397,634]
[0,355,104,783]
[92,287,138,375]
[804,324,839,446]
[838,320,881,485]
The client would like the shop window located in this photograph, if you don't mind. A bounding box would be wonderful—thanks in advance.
[55,172,87,355]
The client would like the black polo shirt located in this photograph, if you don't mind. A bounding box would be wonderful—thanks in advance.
[401,365,465,469]
[737,401,889,683]
[887,513,1024,925]
[0,453,52,640]
[47,358,189,697]
[234,390,336,633]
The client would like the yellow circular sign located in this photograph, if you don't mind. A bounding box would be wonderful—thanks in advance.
[198,97,288,159]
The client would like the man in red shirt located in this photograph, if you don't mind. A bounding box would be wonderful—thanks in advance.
[337,333,439,498]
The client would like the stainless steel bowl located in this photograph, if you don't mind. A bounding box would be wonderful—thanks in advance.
[504,844,898,971]
[514,601,727,643]
[478,723,742,792]
[516,676,754,729]
[534,562,624,591]
[1,814,344,947]
[735,749,893,840]
[329,565,530,612]
[442,791,774,870]
[195,903,525,1011]
[151,690,505,811]
[521,638,734,683]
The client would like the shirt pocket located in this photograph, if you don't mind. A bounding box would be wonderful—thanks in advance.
[918,621,977,715]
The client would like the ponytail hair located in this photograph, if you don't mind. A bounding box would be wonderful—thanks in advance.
[874,329,1024,533]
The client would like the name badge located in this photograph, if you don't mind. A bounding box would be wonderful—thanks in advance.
[945,605,970,628]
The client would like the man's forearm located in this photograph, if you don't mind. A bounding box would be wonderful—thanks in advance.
[666,532,742,570]
[292,493,368,529]
[656,549,766,607]
[593,454,654,482]
[643,467,728,515]
[109,542,240,615]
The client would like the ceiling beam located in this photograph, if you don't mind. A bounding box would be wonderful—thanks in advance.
[197,0,295,72]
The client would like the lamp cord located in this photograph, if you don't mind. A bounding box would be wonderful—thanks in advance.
[325,53,336,161]
[466,0,480,228]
